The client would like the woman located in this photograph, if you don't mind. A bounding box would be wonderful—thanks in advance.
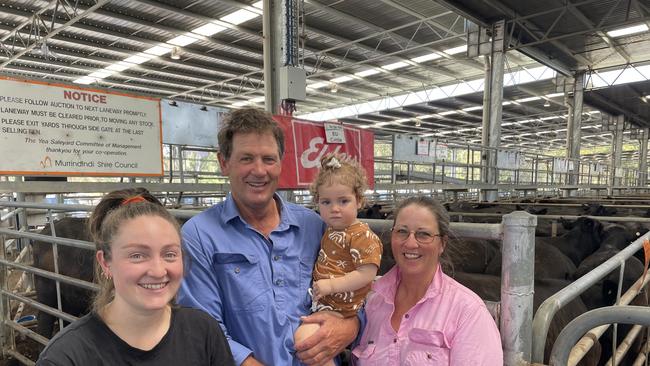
[37,188,234,366]
[352,196,502,365]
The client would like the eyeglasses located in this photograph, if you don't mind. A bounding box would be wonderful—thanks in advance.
[391,228,442,244]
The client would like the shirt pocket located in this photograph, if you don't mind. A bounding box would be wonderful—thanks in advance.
[213,253,265,313]
[351,344,380,366]
[405,328,450,365]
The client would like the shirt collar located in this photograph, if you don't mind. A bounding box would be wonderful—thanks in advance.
[222,193,300,230]
[373,265,444,305]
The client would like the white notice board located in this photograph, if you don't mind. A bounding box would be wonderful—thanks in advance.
[0,77,163,176]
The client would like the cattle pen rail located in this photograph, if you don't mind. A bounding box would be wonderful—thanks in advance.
[0,201,539,365]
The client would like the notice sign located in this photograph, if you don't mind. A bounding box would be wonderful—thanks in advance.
[0,77,162,176]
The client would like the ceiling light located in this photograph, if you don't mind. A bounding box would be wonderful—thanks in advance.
[515,96,541,103]
[171,47,181,60]
[106,62,132,72]
[330,83,338,93]
[606,24,649,38]
[307,82,329,89]
[89,70,114,79]
[73,76,96,85]
[414,119,422,127]
[169,100,178,107]
[544,100,551,107]
[200,105,208,111]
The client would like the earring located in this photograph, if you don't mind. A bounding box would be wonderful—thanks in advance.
[103,271,112,280]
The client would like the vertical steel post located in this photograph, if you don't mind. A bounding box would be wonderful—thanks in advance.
[501,211,537,366]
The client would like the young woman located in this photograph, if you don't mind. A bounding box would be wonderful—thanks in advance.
[294,154,383,366]
[37,188,234,366]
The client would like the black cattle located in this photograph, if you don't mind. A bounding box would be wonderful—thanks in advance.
[357,204,387,220]
[443,238,499,275]
[452,272,601,365]
[32,217,94,338]
[540,217,603,266]
[485,242,576,280]
[581,203,617,216]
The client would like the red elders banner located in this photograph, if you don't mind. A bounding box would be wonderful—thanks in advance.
[274,116,374,189]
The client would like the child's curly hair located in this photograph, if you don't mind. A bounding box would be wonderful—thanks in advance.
[310,153,367,206]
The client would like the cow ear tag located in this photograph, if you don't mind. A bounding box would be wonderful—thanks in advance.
[641,239,650,286]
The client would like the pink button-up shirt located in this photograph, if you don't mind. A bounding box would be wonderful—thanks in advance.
[352,265,503,365]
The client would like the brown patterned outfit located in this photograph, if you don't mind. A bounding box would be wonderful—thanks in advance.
[312,221,383,317]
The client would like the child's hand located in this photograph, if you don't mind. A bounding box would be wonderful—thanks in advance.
[313,279,334,300]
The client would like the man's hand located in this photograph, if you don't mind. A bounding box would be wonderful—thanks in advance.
[312,279,334,301]
[295,312,359,366]
[241,355,264,366]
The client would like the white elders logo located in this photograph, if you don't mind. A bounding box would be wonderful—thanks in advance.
[292,121,362,186]
[300,137,350,168]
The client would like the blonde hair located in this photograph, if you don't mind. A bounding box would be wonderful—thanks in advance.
[88,188,181,313]
[310,153,368,206]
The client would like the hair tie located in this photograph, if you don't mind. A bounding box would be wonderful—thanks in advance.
[121,196,147,206]
[325,157,341,169]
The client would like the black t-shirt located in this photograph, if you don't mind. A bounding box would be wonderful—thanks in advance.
[36,307,235,366]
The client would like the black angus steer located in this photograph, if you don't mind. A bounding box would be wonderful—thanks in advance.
[31,217,94,338]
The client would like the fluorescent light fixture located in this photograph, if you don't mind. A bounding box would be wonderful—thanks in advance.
[170,47,182,60]
[331,75,354,83]
[144,45,173,56]
[461,106,482,112]
[355,68,381,77]
[439,111,458,116]
[382,61,408,71]
[307,81,329,89]
[502,101,514,106]
[393,118,411,123]
[411,53,441,63]
[168,34,199,47]
[89,70,114,79]
[443,45,467,55]
[515,96,541,103]
[124,54,153,65]
[221,9,258,25]
[606,24,649,38]
[73,76,96,85]
[106,62,133,72]
[250,96,265,103]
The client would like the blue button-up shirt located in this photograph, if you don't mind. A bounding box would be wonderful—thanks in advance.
[178,193,326,365]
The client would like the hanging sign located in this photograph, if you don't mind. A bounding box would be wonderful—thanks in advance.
[0,77,162,176]
[324,122,346,143]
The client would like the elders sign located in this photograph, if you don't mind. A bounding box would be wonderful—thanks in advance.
[275,116,374,189]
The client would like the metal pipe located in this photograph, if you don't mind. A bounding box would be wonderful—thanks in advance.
[532,231,650,363]
[605,324,643,366]
[501,211,536,366]
[550,306,650,366]
[361,219,503,240]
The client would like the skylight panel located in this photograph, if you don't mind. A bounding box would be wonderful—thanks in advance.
[144,45,173,56]
[411,53,442,63]
[123,54,153,65]
[193,22,226,36]
[331,75,354,83]
[382,61,408,71]
[443,45,467,55]
[73,76,96,85]
[606,24,649,38]
[106,62,133,72]
[89,70,114,79]
[355,68,381,77]
[168,34,199,47]
[221,9,258,25]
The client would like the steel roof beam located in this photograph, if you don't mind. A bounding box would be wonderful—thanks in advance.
[588,92,650,128]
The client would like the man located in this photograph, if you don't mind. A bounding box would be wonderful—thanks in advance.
[178,108,359,366]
